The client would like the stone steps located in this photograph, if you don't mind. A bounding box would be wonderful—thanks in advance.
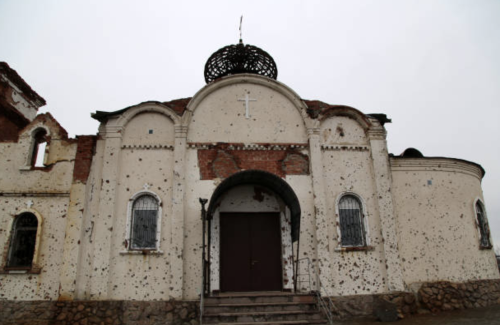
[202,293,327,325]
[216,321,327,325]
[204,302,317,313]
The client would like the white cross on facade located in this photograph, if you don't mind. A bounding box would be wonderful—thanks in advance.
[26,200,34,209]
[143,183,151,191]
[238,94,257,119]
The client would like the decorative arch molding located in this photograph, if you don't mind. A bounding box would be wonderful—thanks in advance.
[115,102,181,130]
[128,188,163,203]
[29,125,50,138]
[122,188,164,254]
[207,169,301,242]
[319,105,372,131]
[183,74,313,129]
[2,208,43,273]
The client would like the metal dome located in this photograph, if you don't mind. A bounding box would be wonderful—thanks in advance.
[204,41,278,83]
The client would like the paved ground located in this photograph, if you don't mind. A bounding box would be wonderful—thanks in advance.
[341,305,500,324]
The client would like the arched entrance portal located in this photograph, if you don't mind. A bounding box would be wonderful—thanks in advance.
[206,170,301,293]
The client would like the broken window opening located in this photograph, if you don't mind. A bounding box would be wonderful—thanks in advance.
[7,213,38,268]
[475,201,491,248]
[130,195,159,250]
[31,129,48,167]
[339,195,365,247]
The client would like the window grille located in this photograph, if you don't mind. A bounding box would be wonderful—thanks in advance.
[7,213,38,267]
[339,195,365,247]
[475,202,491,248]
[131,195,159,249]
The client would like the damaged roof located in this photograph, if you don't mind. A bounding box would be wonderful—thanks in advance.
[0,62,46,108]
[93,98,382,124]
[91,98,192,122]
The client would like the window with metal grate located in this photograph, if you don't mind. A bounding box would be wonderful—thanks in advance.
[7,213,38,267]
[339,195,365,247]
[131,195,159,250]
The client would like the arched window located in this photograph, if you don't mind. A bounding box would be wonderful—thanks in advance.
[7,213,38,268]
[338,194,366,247]
[129,195,159,250]
[475,200,491,248]
[31,128,47,167]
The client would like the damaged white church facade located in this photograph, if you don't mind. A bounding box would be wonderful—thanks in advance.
[0,41,498,308]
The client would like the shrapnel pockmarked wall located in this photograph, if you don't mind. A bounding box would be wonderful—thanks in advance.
[0,38,499,324]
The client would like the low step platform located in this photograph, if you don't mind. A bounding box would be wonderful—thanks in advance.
[202,292,328,325]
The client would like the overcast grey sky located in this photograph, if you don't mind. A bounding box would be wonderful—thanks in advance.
[1,0,499,246]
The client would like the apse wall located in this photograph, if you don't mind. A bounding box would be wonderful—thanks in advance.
[391,157,499,286]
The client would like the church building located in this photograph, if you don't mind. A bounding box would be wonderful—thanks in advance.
[0,40,499,323]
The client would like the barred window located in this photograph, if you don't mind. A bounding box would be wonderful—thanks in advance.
[338,195,365,247]
[475,201,491,248]
[7,213,38,268]
[130,195,159,250]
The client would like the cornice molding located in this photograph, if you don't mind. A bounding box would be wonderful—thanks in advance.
[321,144,369,152]
[390,157,484,180]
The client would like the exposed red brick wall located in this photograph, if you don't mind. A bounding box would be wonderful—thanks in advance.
[197,144,309,180]
[73,136,97,183]
[283,153,310,175]
[163,97,191,116]
[212,150,240,179]
[0,114,22,142]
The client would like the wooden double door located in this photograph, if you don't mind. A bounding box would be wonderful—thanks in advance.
[220,213,283,292]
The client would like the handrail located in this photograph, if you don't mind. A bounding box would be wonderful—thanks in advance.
[297,257,338,325]
[200,257,205,325]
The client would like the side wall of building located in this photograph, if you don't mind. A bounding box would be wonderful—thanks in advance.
[0,115,77,300]
[320,116,390,295]
[74,105,179,301]
[391,157,499,286]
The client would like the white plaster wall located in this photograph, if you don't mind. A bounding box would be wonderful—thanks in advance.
[285,175,317,292]
[318,115,389,295]
[0,197,69,300]
[0,117,77,300]
[322,149,388,295]
[321,116,368,146]
[181,146,317,299]
[0,129,76,193]
[106,148,174,300]
[91,112,177,300]
[391,158,500,284]
[181,76,313,299]
[182,148,216,299]
[122,112,175,146]
[74,137,106,299]
[187,83,308,144]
